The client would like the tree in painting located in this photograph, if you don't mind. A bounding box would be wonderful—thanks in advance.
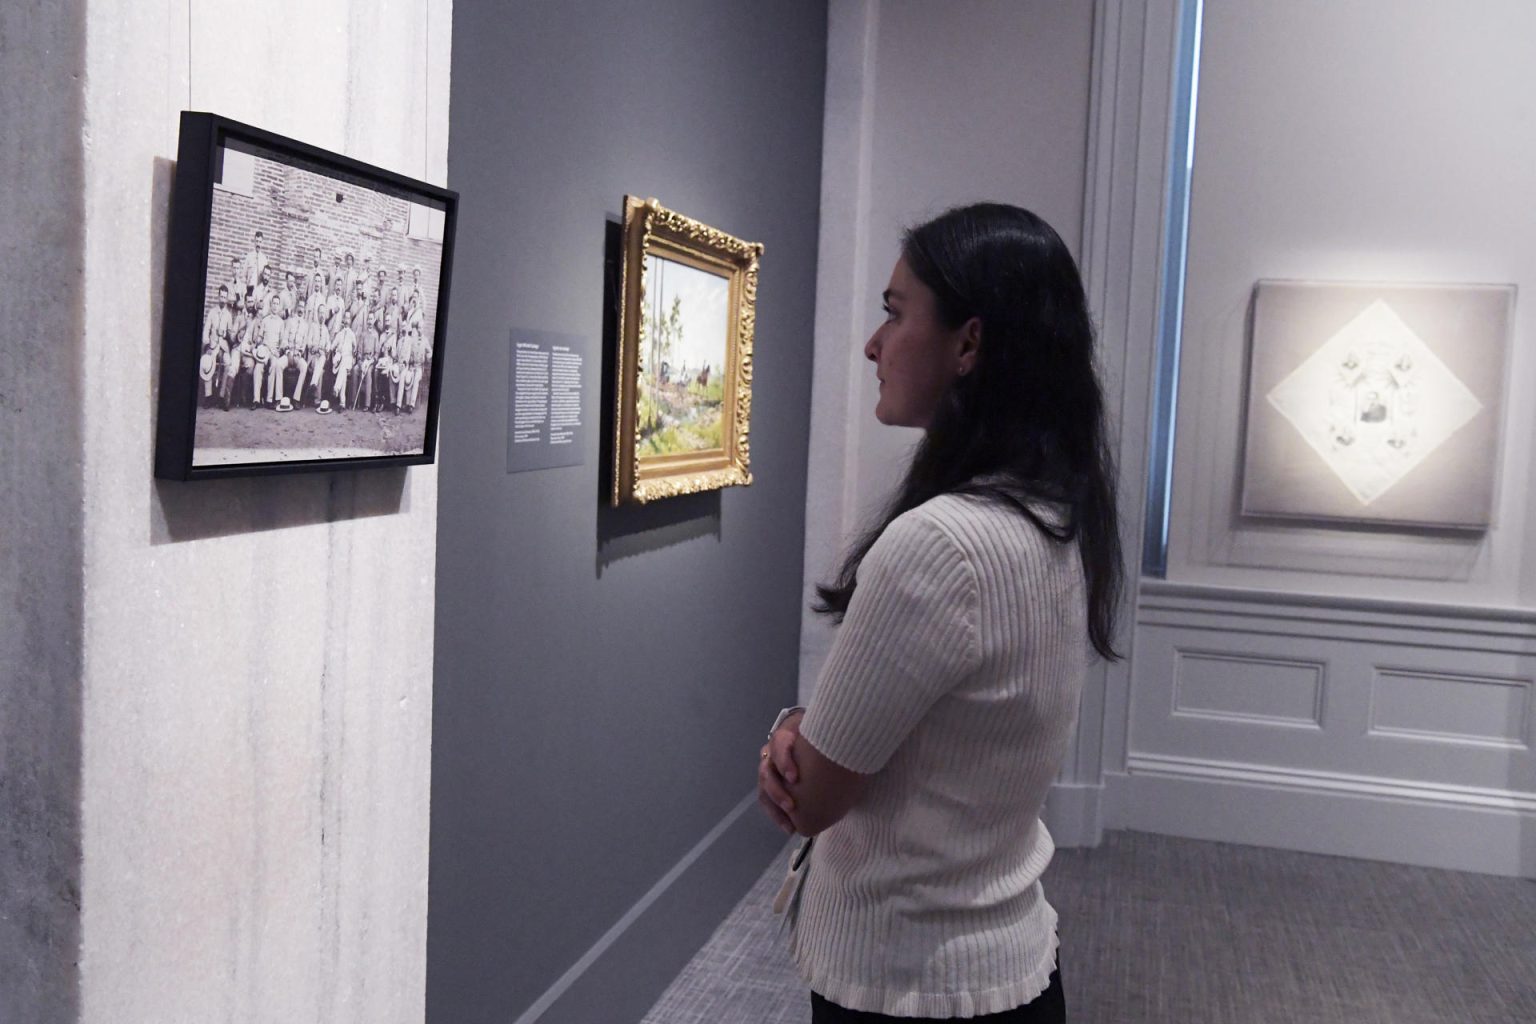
[637,256,726,457]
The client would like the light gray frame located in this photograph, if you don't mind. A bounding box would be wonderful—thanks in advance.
[1240,280,1514,530]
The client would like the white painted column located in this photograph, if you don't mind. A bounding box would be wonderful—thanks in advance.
[800,0,1099,705]
[1048,0,1187,845]
[799,0,882,704]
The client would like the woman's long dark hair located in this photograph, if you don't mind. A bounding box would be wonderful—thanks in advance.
[814,203,1123,660]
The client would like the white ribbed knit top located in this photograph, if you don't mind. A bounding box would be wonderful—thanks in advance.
[791,491,1088,1018]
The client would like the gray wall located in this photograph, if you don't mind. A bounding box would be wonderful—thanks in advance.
[0,2,85,1021]
[429,3,827,1023]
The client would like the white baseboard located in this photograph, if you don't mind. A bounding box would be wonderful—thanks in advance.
[1103,755,1536,877]
[1043,782,1104,848]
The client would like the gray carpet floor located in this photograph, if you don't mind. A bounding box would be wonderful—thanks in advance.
[639,830,1536,1024]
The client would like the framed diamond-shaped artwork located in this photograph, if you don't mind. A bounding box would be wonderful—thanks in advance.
[1240,280,1515,530]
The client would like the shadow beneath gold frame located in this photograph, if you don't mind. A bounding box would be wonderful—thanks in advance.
[595,491,722,577]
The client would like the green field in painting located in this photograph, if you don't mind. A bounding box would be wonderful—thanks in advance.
[637,256,728,457]
[637,371,724,456]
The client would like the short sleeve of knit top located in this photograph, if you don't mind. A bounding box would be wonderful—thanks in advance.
[800,504,983,775]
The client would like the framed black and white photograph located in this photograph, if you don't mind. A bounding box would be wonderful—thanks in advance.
[154,111,458,479]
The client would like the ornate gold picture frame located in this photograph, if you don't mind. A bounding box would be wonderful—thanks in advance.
[612,196,761,505]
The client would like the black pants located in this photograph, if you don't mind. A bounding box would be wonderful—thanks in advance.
[811,963,1064,1024]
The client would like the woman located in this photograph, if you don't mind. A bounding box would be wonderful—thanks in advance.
[757,203,1121,1023]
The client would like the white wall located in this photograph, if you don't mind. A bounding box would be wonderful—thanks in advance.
[803,0,1536,876]
[1167,0,1536,603]
[65,1,450,1020]
[801,0,1097,700]
[1114,0,1536,876]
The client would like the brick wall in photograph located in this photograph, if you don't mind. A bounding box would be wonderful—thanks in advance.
[201,152,444,350]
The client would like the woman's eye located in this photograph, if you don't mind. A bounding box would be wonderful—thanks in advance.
[881,304,896,321]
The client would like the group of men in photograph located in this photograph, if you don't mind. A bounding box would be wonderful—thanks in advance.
[199,229,433,416]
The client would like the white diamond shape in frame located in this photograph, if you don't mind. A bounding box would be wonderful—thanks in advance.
[1266,299,1483,506]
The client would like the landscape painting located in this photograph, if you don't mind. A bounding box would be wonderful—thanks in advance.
[638,254,729,457]
[612,196,762,505]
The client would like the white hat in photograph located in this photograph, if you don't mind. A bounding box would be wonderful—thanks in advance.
[390,364,402,383]
[276,397,294,412]
[317,399,332,415]
[198,353,216,381]
[254,343,271,362]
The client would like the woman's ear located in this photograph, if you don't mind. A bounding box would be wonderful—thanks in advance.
[956,316,982,376]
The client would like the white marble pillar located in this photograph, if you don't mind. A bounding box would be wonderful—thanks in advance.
[3,2,451,1022]
[1,1,88,1020]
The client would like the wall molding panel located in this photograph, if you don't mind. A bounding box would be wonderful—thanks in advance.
[1368,668,1532,750]
[1120,580,1536,876]
[1171,648,1326,729]
[1141,579,1536,649]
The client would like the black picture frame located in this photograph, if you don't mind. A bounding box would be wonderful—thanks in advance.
[154,111,459,480]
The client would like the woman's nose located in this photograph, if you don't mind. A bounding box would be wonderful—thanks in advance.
[864,333,878,362]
